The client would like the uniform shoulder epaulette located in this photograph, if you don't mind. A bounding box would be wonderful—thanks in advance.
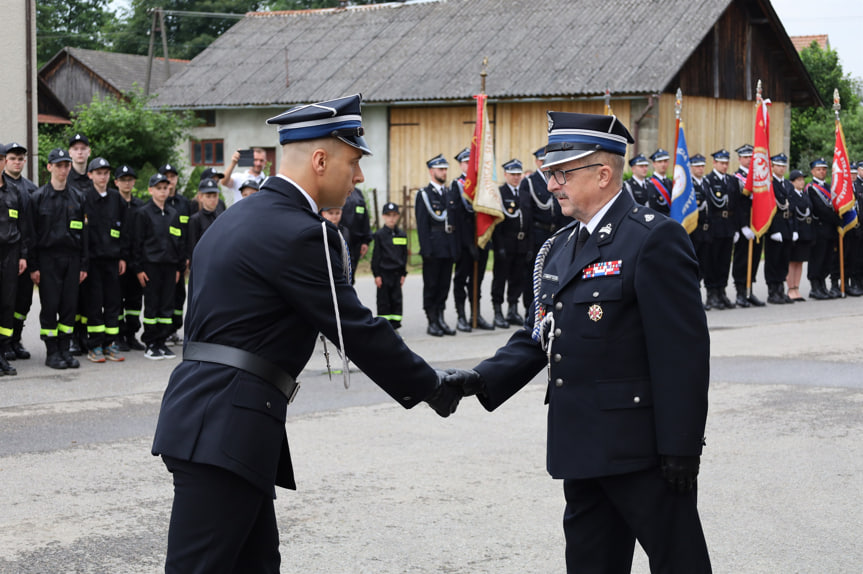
[628,205,662,229]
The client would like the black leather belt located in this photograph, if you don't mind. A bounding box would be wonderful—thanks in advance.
[183,341,300,403]
[533,222,556,232]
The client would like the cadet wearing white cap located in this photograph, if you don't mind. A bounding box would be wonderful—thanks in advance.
[152,94,460,572]
[446,111,711,573]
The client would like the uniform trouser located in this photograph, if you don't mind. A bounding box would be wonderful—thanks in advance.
[563,467,711,574]
[491,250,526,306]
[846,231,863,280]
[703,237,733,289]
[376,271,403,327]
[763,238,792,285]
[808,234,836,281]
[172,270,187,333]
[142,263,177,346]
[421,256,452,311]
[524,230,552,309]
[37,253,81,339]
[12,270,34,340]
[732,235,764,287]
[452,247,489,308]
[0,243,21,342]
[86,258,122,349]
[162,456,280,574]
[690,237,710,283]
[120,268,143,338]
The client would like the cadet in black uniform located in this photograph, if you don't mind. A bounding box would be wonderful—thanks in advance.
[623,154,650,205]
[786,169,814,301]
[190,167,227,216]
[371,202,408,330]
[29,149,88,370]
[133,174,186,359]
[520,146,573,311]
[114,165,145,350]
[451,148,493,332]
[729,144,765,307]
[187,179,222,263]
[341,186,373,284]
[647,148,672,215]
[446,111,711,574]
[764,153,796,304]
[160,163,191,345]
[416,154,458,337]
[83,157,128,362]
[2,142,37,361]
[703,149,737,309]
[849,161,863,295]
[151,94,459,573]
[807,158,841,299]
[0,144,31,375]
[67,134,93,355]
[491,158,527,328]
[689,154,711,307]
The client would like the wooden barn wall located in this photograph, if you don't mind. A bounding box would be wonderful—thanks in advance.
[388,100,632,200]
[41,60,117,112]
[656,93,788,172]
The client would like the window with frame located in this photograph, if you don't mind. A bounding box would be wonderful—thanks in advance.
[191,139,224,166]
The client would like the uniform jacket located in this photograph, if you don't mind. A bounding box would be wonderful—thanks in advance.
[68,168,93,196]
[371,225,408,276]
[493,183,528,255]
[768,176,794,240]
[690,177,710,243]
[474,192,709,480]
[28,182,88,271]
[623,177,649,206]
[188,208,220,262]
[415,182,458,259]
[807,179,840,239]
[519,171,572,237]
[450,177,489,256]
[84,186,128,261]
[703,170,737,238]
[646,174,672,215]
[341,187,373,251]
[166,193,192,259]
[788,187,814,243]
[733,168,752,230]
[131,200,186,273]
[152,176,438,494]
[0,173,31,255]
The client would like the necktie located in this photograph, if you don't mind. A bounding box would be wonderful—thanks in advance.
[572,225,590,262]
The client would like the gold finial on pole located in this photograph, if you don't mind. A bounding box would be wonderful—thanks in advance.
[833,88,841,120]
[480,57,488,94]
[674,88,682,120]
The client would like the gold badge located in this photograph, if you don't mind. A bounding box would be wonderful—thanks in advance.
[508,207,514,214]
[435,210,441,216]
[588,304,603,322]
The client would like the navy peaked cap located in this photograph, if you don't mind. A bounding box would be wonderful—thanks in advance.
[427,153,449,169]
[198,178,220,192]
[48,148,72,163]
[455,147,470,162]
[239,179,260,191]
[810,157,828,169]
[87,157,111,172]
[149,173,169,187]
[712,149,730,161]
[650,148,670,162]
[502,158,523,173]
[628,154,649,167]
[735,144,754,157]
[114,164,137,179]
[533,146,547,160]
[382,202,399,214]
[69,133,89,147]
[770,153,788,166]
[544,112,634,168]
[266,93,371,155]
[158,163,178,175]
[690,154,707,166]
[789,169,805,181]
[4,142,26,155]
[201,167,224,180]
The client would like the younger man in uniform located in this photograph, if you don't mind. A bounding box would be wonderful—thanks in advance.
[647,148,672,215]
[160,163,191,345]
[491,158,527,328]
[807,157,842,299]
[623,154,650,206]
[188,179,222,264]
[703,149,737,309]
[372,202,408,330]
[29,149,88,369]
[239,179,259,198]
[764,153,796,304]
[689,154,711,306]
[731,144,765,307]
[114,165,145,351]
[133,174,186,360]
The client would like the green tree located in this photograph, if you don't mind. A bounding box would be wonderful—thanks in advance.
[36,0,114,65]
[790,42,863,171]
[38,89,200,197]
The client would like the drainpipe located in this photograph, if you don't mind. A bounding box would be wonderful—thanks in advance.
[632,93,660,157]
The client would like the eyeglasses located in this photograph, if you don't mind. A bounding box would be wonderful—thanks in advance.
[543,163,603,185]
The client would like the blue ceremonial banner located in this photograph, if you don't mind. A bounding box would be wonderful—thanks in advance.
[671,123,698,234]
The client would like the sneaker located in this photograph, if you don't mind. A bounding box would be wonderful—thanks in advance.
[87,347,107,363]
[104,344,125,362]
[144,345,164,360]
[159,345,176,359]
[166,333,182,347]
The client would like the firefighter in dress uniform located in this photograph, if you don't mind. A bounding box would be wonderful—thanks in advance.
[491,158,528,328]
[702,149,737,309]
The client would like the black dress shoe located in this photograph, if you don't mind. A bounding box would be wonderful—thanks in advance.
[426,321,444,337]
[783,293,794,304]
[736,293,751,308]
[474,315,495,331]
[828,286,843,299]
[116,338,131,352]
[767,292,785,304]
[11,341,31,359]
[456,316,472,333]
[719,290,735,309]
[506,306,524,326]
[748,293,766,307]
[2,343,16,361]
[0,355,17,376]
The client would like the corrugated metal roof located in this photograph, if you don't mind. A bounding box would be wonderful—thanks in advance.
[59,47,190,95]
[153,0,735,108]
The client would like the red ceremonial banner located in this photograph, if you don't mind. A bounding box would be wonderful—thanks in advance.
[745,98,776,238]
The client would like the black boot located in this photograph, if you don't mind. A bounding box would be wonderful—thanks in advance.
[59,336,80,369]
[126,333,145,351]
[426,310,444,337]
[748,289,766,307]
[2,341,15,361]
[437,308,456,336]
[828,279,843,299]
[456,302,472,332]
[506,303,524,326]
[44,339,67,370]
[735,285,751,308]
[706,288,723,310]
[767,283,785,304]
[0,347,16,375]
[719,287,735,309]
[10,319,30,359]
[471,303,495,331]
[493,303,509,329]
[809,280,829,300]
[849,278,863,297]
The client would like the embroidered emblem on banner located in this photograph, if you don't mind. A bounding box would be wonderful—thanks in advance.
[588,304,603,322]
[582,260,622,279]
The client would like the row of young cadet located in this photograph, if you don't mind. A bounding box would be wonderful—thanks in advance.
[623,144,863,308]
[0,134,263,375]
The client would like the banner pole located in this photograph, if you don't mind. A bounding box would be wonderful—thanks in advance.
[471,59,488,329]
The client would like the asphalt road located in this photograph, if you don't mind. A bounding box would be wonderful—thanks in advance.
[1,273,862,573]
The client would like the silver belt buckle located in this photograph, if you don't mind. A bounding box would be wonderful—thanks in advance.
[445,224,453,234]
[517,232,525,240]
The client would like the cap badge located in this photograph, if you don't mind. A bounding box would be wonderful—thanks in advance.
[588,304,603,322]
[644,213,654,222]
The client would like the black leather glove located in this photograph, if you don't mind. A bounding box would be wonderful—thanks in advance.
[425,370,461,418]
[443,368,484,397]
[660,455,700,494]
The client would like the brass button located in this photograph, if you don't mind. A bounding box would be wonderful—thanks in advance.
[554,378,563,387]
[553,354,562,363]
[541,294,547,300]
[554,328,562,337]
[555,302,563,311]
[266,401,271,409]
[593,291,599,298]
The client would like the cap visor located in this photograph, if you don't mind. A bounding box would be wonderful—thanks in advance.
[337,135,373,156]
[541,149,596,169]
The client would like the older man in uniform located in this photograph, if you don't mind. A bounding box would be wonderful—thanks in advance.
[647,148,672,215]
[491,158,527,328]
[807,157,842,299]
[416,153,458,336]
[446,111,711,573]
[152,94,461,573]
[703,149,737,309]
[623,154,650,206]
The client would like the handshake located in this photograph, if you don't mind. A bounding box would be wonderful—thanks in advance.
[424,368,484,418]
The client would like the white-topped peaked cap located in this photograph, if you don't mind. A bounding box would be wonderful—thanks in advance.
[266,93,371,155]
